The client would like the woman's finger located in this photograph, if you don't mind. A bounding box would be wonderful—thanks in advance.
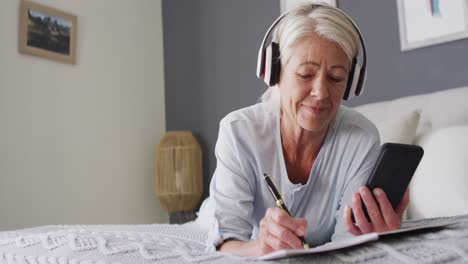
[359,186,385,227]
[260,213,290,251]
[267,207,307,237]
[373,188,400,230]
[257,218,275,255]
[264,228,291,250]
[265,214,303,249]
[259,217,269,237]
[258,237,274,255]
[343,205,362,236]
[351,192,373,233]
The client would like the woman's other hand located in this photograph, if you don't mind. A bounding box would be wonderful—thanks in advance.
[256,207,308,255]
[220,207,307,256]
[344,186,409,235]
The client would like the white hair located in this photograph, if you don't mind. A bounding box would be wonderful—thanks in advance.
[260,4,360,114]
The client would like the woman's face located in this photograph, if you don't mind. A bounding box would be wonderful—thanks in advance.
[278,33,349,134]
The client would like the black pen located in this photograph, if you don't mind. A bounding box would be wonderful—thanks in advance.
[263,173,310,249]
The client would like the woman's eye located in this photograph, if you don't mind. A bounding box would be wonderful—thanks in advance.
[298,73,312,79]
[329,76,345,83]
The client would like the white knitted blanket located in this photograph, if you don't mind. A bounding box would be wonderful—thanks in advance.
[1,215,468,264]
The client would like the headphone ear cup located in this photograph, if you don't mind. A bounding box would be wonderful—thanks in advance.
[263,42,281,86]
[256,46,266,80]
[269,42,281,86]
[343,58,357,100]
[263,43,273,86]
[355,66,366,96]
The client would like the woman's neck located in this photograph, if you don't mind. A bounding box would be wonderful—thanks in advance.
[281,115,327,160]
[280,112,328,183]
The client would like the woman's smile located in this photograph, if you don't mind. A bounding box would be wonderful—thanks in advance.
[301,103,328,116]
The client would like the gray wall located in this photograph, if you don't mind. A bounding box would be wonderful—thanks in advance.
[162,0,278,200]
[340,0,468,107]
[162,0,468,202]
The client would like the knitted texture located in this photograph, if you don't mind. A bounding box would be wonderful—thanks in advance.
[1,216,468,263]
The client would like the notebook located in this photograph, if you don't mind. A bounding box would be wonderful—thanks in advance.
[257,218,459,260]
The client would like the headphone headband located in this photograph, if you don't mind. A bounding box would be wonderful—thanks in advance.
[256,3,368,100]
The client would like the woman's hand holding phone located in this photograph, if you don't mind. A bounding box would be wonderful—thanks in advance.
[343,186,410,235]
[343,143,422,235]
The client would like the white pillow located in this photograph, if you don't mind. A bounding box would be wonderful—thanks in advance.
[407,125,468,219]
[374,110,421,144]
[355,106,421,145]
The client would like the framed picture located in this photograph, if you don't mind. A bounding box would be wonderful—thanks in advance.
[280,0,336,14]
[397,0,468,51]
[18,0,77,64]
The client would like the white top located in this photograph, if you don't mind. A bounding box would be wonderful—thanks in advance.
[197,103,380,251]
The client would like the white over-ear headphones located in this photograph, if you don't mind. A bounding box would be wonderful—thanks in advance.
[255,4,367,100]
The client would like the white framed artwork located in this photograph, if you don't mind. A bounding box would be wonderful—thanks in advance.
[280,0,337,14]
[397,0,468,51]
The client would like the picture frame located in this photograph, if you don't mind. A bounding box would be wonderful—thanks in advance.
[18,0,77,64]
[280,0,337,14]
[397,0,468,51]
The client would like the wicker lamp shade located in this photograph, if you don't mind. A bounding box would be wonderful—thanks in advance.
[155,131,203,212]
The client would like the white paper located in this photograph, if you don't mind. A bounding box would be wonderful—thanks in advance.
[379,218,458,237]
[257,219,458,260]
[257,233,378,261]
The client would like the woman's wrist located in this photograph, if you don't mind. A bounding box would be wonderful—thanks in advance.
[218,239,259,256]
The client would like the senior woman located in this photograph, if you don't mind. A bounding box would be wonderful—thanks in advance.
[197,3,409,256]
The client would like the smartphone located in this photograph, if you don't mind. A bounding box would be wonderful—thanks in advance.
[352,143,424,222]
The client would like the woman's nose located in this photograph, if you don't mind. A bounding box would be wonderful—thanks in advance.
[309,72,329,99]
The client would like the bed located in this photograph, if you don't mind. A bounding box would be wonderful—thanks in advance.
[3,87,468,263]
[0,214,467,263]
